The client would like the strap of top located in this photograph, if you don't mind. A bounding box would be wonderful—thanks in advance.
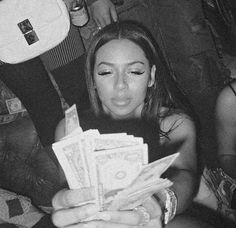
[228,83,236,97]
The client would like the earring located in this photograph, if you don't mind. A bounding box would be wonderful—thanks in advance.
[148,80,154,88]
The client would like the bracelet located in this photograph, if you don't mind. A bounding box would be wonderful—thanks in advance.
[152,194,166,226]
[164,188,177,224]
[154,188,178,225]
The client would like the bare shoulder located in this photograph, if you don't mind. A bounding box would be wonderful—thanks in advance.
[159,108,196,171]
[55,118,66,142]
[160,108,196,143]
[216,82,236,122]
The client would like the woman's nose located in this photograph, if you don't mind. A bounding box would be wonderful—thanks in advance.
[114,73,127,90]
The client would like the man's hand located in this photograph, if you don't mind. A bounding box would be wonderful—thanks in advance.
[89,0,118,28]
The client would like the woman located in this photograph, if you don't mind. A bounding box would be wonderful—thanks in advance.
[52,21,215,227]
[85,0,230,168]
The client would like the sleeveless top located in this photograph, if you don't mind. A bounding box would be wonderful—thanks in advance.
[79,110,164,163]
[228,83,236,96]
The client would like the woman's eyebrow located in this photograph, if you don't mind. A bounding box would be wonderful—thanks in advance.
[97,61,145,66]
[127,61,145,66]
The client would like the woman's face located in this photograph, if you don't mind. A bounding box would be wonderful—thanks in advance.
[94,39,155,119]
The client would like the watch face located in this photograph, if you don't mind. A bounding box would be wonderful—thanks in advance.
[18,19,33,34]
[24,30,39,45]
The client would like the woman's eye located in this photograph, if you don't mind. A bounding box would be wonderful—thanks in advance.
[128,70,145,75]
[97,71,112,76]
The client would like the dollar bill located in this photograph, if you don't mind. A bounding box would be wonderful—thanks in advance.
[52,135,92,190]
[65,104,82,135]
[93,144,148,210]
[108,178,173,210]
[93,135,143,151]
[131,152,180,186]
[52,122,178,212]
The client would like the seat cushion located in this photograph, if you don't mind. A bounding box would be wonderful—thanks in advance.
[0,116,63,207]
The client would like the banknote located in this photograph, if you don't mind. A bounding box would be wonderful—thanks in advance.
[65,104,82,135]
[93,135,143,151]
[93,144,148,210]
[52,104,179,212]
[52,135,92,190]
[107,178,173,210]
[131,152,180,186]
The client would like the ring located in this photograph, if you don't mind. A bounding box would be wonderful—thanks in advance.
[134,206,151,226]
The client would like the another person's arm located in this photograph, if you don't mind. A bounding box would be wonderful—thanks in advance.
[87,0,118,28]
[216,83,236,179]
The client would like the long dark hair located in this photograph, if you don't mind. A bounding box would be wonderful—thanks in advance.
[85,20,194,136]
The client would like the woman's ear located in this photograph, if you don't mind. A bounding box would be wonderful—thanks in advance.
[148,65,156,87]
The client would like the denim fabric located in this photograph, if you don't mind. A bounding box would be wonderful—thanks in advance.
[0,58,63,146]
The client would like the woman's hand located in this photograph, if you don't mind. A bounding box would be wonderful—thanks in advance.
[52,188,99,227]
[52,189,163,228]
[89,0,118,28]
[77,196,162,228]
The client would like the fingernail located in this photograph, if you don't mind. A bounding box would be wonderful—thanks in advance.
[97,212,111,221]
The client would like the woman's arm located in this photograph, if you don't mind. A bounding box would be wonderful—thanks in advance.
[216,84,236,179]
[54,118,66,142]
[160,113,197,214]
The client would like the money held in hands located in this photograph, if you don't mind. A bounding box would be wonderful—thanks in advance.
[52,105,179,212]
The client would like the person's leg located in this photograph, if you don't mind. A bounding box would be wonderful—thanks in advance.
[0,58,63,146]
[51,54,90,112]
[167,214,214,228]
[41,24,90,113]
[166,203,236,228]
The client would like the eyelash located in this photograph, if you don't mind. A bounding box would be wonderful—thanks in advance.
[129,71,145,75]
[98,71,112,76]
[98,70,145,76]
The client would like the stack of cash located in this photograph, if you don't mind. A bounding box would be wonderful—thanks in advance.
[52,105,179,211]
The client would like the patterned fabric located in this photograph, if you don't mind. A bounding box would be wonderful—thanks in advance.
[40,24,85,71]
[194,167,236,222]
[0,79,28,125]
[0,189,44,228]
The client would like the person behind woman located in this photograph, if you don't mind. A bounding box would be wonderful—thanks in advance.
[0,57,63,147]
[216,78,236,180]
[41,0,90,113]
[51,21,230,227]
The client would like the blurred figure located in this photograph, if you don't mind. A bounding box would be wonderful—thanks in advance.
[0,58,63,147]
[40,24,90,112]
[216,78,236,180]
[0,0,90,146]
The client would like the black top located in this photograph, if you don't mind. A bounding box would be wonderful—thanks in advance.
[79,110,164,163]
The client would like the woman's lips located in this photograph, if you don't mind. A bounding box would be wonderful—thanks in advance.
[112,98,131,106]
